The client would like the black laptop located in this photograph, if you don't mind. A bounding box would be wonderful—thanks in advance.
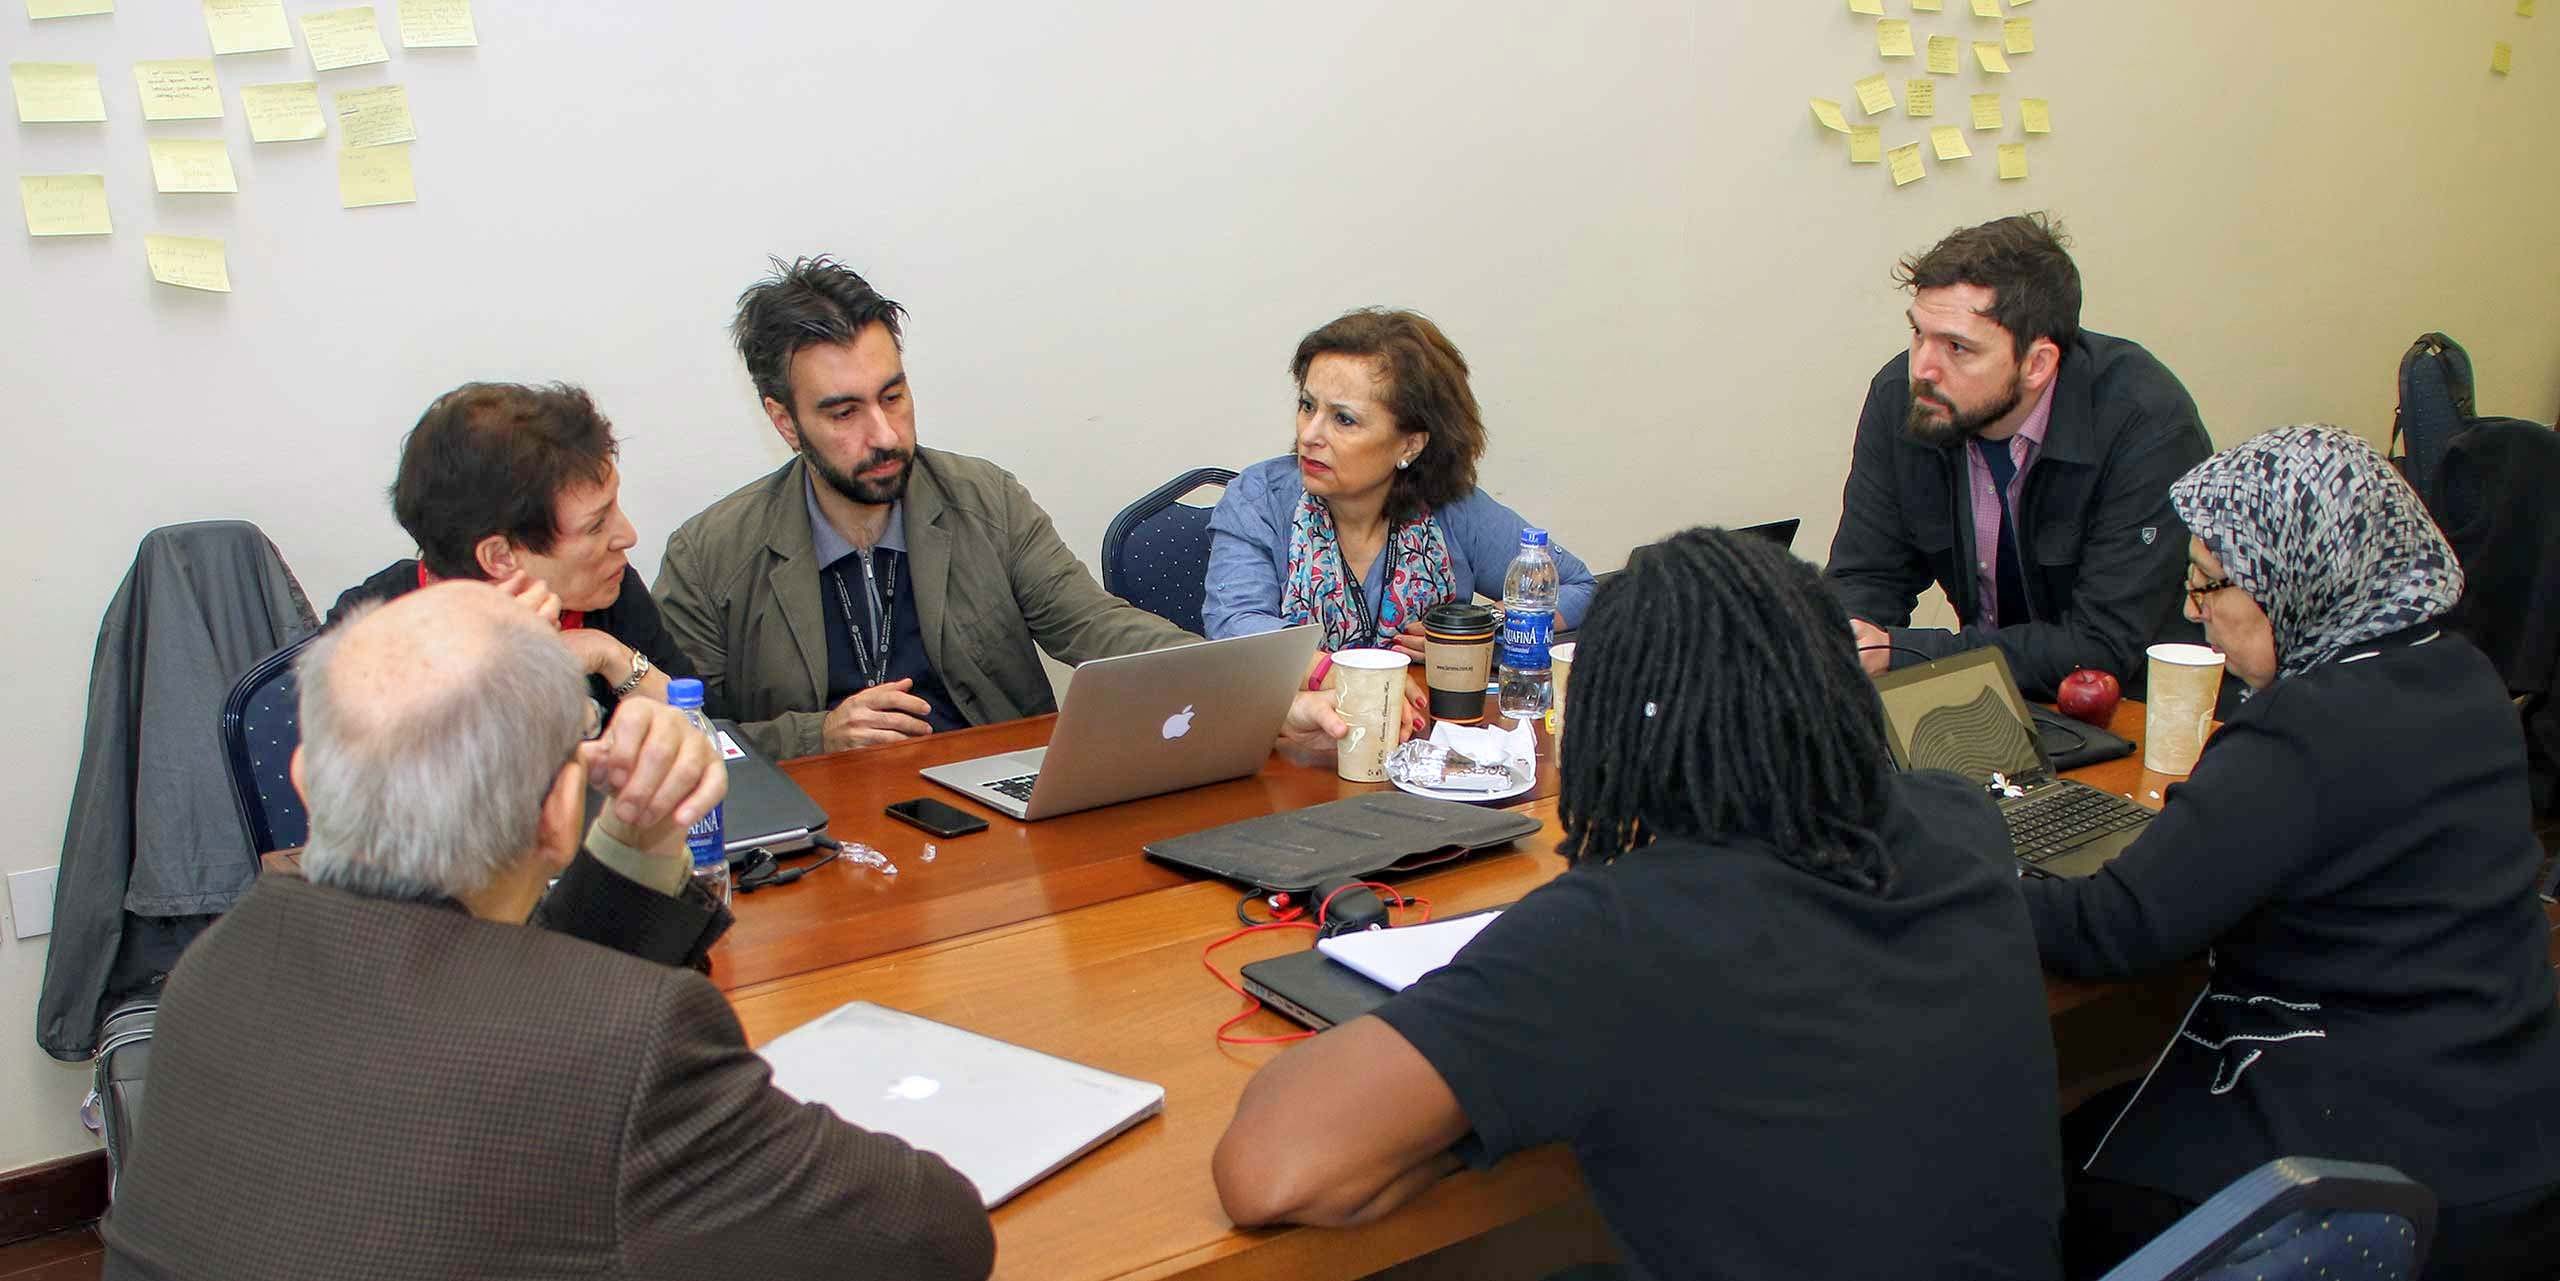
[582,716,829,865]
[1871,647,2153,877]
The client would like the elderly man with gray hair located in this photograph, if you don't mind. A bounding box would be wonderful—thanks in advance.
[101,582,995,1281]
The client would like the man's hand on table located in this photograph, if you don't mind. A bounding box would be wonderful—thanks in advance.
[822,678,937,752]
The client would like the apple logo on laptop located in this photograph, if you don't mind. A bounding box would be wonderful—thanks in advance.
[883,1074,941,1102]
[1161,705,1195,740]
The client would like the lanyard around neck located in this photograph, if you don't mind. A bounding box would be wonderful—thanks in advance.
[827,550,899,690]
[1335,546,1387,649]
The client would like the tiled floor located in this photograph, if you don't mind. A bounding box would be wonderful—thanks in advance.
[0,1227,101,1281]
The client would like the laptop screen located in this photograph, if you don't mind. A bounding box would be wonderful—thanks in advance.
[1872,651,2047,785]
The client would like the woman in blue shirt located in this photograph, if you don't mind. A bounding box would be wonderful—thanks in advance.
[1204,308,1595,682]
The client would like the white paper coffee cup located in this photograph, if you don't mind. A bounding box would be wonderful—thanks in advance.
[2143,643,2224,775]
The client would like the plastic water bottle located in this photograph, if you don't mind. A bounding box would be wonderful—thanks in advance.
[665,678,730,906]
[1498,529,1557,721]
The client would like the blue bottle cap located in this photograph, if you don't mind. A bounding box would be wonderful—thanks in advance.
[1519,528,1549,547]
[666,677,705,709]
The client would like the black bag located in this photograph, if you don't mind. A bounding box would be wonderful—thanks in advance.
[88,988,159,1199]
[2390,332,2476,501]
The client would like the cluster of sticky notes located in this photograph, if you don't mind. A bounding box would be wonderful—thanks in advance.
[1822,0,2058,187]
[1817,0,2050,187]
[15,0,477,294]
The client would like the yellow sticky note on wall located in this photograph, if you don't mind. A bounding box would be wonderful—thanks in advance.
[12,62,106,123]
[1971,0,2000,15]
[335,83,416,147]
[1854,74,1895,115]
[1975,42,2011,73]
[148,138,240,193]
[145,234,231,292]
[2517,0,2533,14]
[1906,79,1936,116]
[1849,0,1884,14]
[19,174,111,236]
[1887,143,1926,186]
[2003,18,2035,54]
[204,1,292,54]
[135,60,224,122]
[1927,35,1961,75]
[1971,93,2003,130]
[1913,0,1941,10]
[1998,142,2028,180]
[302,7,392,72]
[339,142,417,206]
[397,0,477,47]
[1850,126,1882,163]
[2020,98,2051,133]
[1811,97,1851,133]
[2491,42,2513,74]
[1930,125,1972,160]
[243,81,326,141]
[1878,19,1915,57]
[27,0,111,17]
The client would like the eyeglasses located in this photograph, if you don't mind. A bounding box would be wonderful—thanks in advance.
[2185,575,2234,608]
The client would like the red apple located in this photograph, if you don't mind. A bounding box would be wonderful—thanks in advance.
[2055,668,2122,727]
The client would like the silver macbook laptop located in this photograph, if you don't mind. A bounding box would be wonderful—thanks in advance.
[758,1001,1164,1207]
[922,624,1320,821]
[1871,646,2154,878]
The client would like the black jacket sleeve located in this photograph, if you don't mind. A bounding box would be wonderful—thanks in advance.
[2019,714,2322,979]
[1824,369,1934,628]
[604,565,700,679]
[531,849,731,970]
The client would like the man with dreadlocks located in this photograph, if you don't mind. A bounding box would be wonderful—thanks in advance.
[1214,528,2063,1280]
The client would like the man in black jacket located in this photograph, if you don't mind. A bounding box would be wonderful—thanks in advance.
[1825,214,2210,699]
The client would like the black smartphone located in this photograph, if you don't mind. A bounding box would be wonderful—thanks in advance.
[884,796,990,838]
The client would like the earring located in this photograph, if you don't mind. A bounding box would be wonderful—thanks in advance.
[1396,458,1410,470]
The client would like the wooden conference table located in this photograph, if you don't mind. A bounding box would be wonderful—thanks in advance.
[712,700,2197,1281]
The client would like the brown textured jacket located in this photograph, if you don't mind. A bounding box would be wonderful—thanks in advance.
[102,858,995,1281]
[654,450,1197,760]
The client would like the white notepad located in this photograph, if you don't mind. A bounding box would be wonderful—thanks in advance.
[1315,912,1503,991]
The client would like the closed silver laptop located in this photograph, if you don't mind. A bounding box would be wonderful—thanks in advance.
[758,1001,1164,1207]
[921,625,1320,821]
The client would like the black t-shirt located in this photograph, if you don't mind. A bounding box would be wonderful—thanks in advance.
[328,559,698,714]
[1372,771,2062,1281]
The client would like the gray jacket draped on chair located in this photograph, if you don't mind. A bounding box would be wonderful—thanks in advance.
[36,521,312,1060]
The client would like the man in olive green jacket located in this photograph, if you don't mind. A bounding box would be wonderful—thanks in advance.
[655,258,1195,760]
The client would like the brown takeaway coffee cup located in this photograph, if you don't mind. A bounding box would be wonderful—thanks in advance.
[1422,602,1498,725]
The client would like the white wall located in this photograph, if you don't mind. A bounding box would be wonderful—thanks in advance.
[3,1,2554,1171]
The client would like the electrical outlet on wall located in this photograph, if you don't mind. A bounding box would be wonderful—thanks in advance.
[8,866,57,940]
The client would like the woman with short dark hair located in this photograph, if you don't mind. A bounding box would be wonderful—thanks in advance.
[1204,309,1595,681]
[2028,424,2560,1280]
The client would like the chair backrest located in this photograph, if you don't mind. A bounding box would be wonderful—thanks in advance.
[2098,1158,2436,1281]
[220,632,318,856]
[1101,467,1237,636]
[2391,331,2475,500]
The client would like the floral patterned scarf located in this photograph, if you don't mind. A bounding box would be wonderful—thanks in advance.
[1279,492,1459,651]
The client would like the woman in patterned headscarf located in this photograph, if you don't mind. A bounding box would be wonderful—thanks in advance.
[2025,425,2560,1280]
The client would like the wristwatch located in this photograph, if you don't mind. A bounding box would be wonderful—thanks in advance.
[613,648,652,698]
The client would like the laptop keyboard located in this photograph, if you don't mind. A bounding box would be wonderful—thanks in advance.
[2005,783,2151,863]
[985,772,1041,803]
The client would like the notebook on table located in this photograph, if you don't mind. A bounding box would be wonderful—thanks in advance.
[758,1001,1164,1208]
[1870,647,2154,878]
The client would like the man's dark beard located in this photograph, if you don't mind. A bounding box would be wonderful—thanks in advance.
[808,446,912,506]
[1903,376,2023,447]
